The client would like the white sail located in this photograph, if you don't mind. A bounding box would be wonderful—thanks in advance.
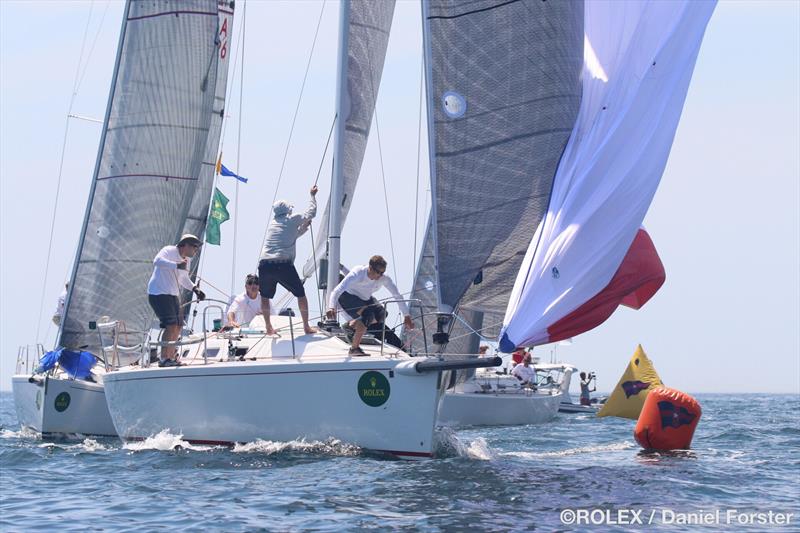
[60,0,235,352]
[302,0,396,281]
[499,0,717,351]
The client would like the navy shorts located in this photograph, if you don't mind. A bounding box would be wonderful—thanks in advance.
[148,294,182,328]
[338,292,385,326]
[258,260,306,299]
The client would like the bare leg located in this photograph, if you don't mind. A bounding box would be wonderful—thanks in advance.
[350,319,367,349]
[261,296,277,335]
[163,324,181,360]
[298,296,317,334]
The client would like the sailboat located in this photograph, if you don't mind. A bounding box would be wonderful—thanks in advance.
[411,0,716,427]
[12,0,236,437]
[101,0,499,459]
[409,0,585,427]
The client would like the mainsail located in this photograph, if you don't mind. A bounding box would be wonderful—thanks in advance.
[409,0,584,353]
[499,0,717,351]
[302,0,396,280]
[59,0,234,352]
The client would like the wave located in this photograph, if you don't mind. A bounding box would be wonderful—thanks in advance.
[0,427,41,440]
[502,441,634,459]
[38,438,112,453]
[122,430,218,452]
[434,427,495,460]
[232,438,361,457]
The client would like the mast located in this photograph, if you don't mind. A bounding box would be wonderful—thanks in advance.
[325,0,351,302]
[57,0,131,349]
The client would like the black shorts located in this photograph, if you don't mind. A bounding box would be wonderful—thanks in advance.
[258,260,306,299]
[338,292,385,325]
[148,294,182,328]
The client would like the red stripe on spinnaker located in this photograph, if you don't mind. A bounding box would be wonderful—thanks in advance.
[546,229,665,343]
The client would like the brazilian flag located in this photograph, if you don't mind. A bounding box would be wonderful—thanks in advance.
[206,187,230,245]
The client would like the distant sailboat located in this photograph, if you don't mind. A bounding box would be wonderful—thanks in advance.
[13,0,236,437]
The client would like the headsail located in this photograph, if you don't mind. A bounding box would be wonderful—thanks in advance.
[499,0,717,351]
[302,0,396,280]
[409,0,584,352]
[59,0,234,352]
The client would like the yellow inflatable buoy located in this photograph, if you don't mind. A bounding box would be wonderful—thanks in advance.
[597,344,663,419]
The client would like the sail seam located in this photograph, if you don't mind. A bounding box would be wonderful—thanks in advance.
[97,174,198,181]
[427,0,522,21]
[127,10,218,22]
[435,127,573,158]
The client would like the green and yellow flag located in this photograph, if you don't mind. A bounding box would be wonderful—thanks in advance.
[597,344,663,419]
[206,187,230,245]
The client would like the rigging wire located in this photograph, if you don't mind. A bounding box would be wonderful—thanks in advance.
[36,1,97,343]
[230,0,247,297]
[259,0,328,256]
[372,109,399,283]
[75,0,112,94]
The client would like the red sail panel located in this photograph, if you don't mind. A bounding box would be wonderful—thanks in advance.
[546,229,665,343]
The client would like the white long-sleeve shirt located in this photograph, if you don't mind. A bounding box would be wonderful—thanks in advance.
[226,291,262,324]
[511,364,537,384]
[328,265,409,316]
[53,288,67,318]
[147,245,195,296]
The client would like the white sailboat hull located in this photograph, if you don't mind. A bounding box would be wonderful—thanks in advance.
[438,390,562,427]
[11,375,117,437]
[104,359,441,458]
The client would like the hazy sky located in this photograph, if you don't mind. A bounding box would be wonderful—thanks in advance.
[1,0,798,394]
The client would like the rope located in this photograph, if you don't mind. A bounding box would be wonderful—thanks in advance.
[36,1,96,343]
[372,109,399,283]
[259,0,328,257]
[412,54,424,280]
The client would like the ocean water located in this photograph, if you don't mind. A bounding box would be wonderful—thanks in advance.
[1,392,798,532]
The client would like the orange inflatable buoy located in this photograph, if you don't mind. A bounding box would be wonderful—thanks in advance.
[634,386,701,451]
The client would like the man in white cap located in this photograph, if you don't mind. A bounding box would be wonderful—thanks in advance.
[258,185,318,335]
[147,234,206,367]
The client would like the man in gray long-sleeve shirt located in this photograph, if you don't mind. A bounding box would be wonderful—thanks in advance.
[258,185,318,335]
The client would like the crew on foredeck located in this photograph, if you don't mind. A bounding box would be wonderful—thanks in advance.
[226,274,262,328]
[147,234,206,367]
[258,185,318,336]
[326,255,413,356]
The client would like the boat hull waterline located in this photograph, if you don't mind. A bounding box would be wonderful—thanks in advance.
[103,359,442,458]
[438,390,562,427]
[11,375,117,437]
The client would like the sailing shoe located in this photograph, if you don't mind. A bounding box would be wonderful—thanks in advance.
[158,358,182,368]
[348,347,369,357]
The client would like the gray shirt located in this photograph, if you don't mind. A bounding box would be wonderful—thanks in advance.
[260,197,316,262]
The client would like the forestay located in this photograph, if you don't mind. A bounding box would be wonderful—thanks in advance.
[59,0,234,353]
[499,0,717,351]
[409,0,583,353]
[302,0,396,280]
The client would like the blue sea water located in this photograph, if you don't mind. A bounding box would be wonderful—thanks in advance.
[1,392,798,532]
